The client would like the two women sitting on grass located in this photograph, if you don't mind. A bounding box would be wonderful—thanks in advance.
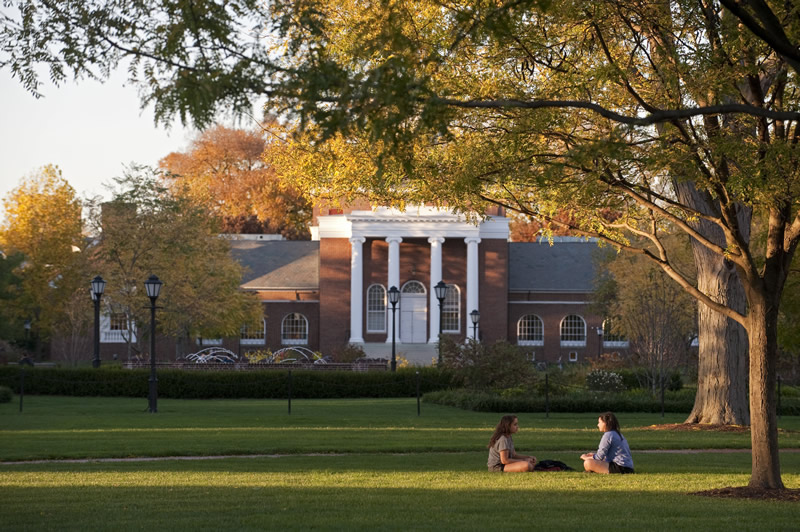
[580,411,635,474]
[487,411,634,474]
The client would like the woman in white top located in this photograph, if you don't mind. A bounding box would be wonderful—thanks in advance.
[487,415,537,472]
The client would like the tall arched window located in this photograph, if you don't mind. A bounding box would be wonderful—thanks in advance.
[560,314,586,346]
[241,318,266,345]
[442,284,461,333]
[517,314,544,346]
[366,284,387,333]
[281,313,308,345]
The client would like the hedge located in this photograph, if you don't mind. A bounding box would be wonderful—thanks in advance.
[0,366,461,399]
[0,385,11,403]
[422,388,800,416]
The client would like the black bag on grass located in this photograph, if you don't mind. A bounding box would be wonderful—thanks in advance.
[534,459,575,472]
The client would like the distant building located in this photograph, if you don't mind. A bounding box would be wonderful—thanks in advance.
[94,205,627,365]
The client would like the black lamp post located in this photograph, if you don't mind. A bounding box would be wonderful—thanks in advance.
[388,286,400,372]
[470,309,480,342]
[434,280,448,365]
[90,276,106,368]
[597,325,603,358]
[145,274,163,413]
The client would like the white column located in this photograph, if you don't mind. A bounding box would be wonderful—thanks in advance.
[349,236,366,344]
[465,237,481,341]
[428,236,445,343]
[385,237,402,343]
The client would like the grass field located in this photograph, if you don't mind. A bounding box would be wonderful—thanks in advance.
[1,396,799,530]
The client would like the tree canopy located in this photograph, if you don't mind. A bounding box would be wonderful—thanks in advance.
[159,124,311,239]
[0,165,87,353]
[88,167,263,358]
[4,0,800,489]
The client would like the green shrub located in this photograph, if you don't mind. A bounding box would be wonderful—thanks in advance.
[331,343,367,363]
[439,337,536,390]
[0,366,461,399]
[424,387,697,414]
[0,385,12,403]
[585,370,626,392]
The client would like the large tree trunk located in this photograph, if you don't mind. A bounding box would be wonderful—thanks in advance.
[676,183,750,425]
[747,297,783,489]
[685,248,750,425]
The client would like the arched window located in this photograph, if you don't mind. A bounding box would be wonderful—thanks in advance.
[241,318,266,345]
[281,313,308,345]
[560,314,586,346]
[402,280,426,294]
[367,284,387,333]
[442,284,461,333]
[602,318,629,347]
[517,314,544,346]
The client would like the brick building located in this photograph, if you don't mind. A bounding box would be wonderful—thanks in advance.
[96,205,627,365]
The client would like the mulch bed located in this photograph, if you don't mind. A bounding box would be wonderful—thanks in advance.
[644,423,799,501]
[642,423,750,433]
[692,487,800,502]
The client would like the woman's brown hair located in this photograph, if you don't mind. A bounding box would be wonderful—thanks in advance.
[488,415,518,448]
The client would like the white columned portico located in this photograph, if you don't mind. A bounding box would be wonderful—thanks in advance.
[465,237,481,340]
[349,236,366,344]
[428,236,445,343]
[385,237,403,343]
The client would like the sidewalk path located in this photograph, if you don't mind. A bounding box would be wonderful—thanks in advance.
[3,448,800,466]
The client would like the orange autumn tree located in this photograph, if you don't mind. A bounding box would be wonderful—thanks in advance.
[159,125,311,240]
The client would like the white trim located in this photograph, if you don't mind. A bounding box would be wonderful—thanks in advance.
[603,340,630,348]
[257,300,320,303]
[517,340,544,347]
[509,300,590,304]
[569,351,579,362]
[315,206,509,240]
[561,340,587,347]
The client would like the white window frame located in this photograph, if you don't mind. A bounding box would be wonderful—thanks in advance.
[101,312,137,343]
[281,313,309,345]
[602,318,629,348]
[441,284,461,333]
[241,318,266,346]
[517,314,544,346]
[569,351,579,362]
[560,314,587,347]
[198,337,223,346]
[366,284,387,333]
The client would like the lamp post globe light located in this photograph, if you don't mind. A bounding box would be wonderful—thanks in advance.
[90,276,106,368]
[388,286,400,372]
[144,274,163,413]
[470,309,480,342]
[434,280,448,366]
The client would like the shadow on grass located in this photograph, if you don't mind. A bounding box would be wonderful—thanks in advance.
[2,482,799,531]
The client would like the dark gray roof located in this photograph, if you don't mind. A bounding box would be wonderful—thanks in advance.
[230,240,319,290]
[509,238,600,292]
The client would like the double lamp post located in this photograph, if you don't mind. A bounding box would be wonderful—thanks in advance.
[90,274,163,413]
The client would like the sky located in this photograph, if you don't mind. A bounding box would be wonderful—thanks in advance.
[0,69,198,212]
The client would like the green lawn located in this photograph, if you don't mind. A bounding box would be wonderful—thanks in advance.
[1,396,799,530]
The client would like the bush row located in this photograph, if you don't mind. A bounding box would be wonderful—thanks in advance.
[0,366,461,399]
[422,387,800,415]
[0,385,11,403]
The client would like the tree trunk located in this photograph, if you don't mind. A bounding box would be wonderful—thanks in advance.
[676,183,750,425]
[747,298,783,489]
[684,250,750,425]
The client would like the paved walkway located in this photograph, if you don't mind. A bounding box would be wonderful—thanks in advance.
[3,449,800,466]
